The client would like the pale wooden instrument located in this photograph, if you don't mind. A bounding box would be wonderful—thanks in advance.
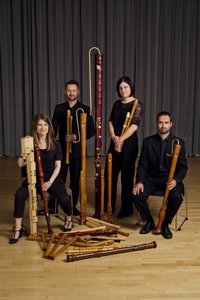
[21,136,38,236]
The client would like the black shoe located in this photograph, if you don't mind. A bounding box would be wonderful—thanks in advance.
[116,209,133,219]
[10,228,23,244]
[63,217,73,232]
[162,225,173,239]
[140,221,155,234]
[37,207,58,216]
[73,207,80,216]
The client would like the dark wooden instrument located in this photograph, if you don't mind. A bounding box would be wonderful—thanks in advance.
[88,47,103,218]
[67,241,157,262]
[34,145,53,234]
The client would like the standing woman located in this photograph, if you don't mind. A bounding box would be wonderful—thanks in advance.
[104,77,143,219]
[10,113,72,244]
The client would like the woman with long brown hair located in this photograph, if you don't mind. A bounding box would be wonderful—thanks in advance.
[10,113,72,244]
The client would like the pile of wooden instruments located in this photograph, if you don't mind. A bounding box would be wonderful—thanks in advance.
[32,217,156,262]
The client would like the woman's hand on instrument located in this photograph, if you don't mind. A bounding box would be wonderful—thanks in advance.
[168,179,177,190]
[42,181,52,191]
[113,135,123,152]
[112,135,120,145]
[133,183,144,195]
[65,134,76,142]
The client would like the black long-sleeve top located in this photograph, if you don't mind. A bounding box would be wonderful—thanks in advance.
[136,133,188,184]
[52,101,95,158]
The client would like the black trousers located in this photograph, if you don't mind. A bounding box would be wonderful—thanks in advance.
[59,156,81,207]
[132,176,184,225]
[104,143,138,214]
[14,177,72,218]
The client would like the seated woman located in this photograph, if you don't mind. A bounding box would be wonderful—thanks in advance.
[10,113,72,244]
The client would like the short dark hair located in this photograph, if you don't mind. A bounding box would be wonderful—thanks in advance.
[116,76,135,97]
[156,111,172,122]
[65,80,79,89]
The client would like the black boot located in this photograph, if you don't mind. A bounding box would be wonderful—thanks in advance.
[162,224,173,239]
[139,221,155,234]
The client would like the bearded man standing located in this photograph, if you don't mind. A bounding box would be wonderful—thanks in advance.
[50,80,95,216]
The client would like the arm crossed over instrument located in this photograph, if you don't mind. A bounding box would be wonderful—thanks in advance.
[108,121,121,149]
[111,123,139,153]
[119,123,138,143]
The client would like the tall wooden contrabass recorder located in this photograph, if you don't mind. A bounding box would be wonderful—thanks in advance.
[89,46,103,218]
[153,138,181,234]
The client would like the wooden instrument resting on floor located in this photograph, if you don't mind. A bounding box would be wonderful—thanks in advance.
[80,112,87,225]
[65,109,73,164]
[153,139,181,234]
[89,47,103,218]
[100,169,105,220]
[21,136,38,236]
[67,241,157,262]
[107,153,112,223]
[34,145,53,234]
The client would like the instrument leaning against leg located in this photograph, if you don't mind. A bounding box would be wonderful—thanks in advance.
[34,145,53,234]
[152,139,181,234]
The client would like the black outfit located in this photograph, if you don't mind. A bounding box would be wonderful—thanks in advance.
[104,99,143,216]
[132,133,188,225]
[52,101,95,210]
[14,142,72,218]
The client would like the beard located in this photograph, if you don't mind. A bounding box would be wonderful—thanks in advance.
[158,127,170,135]
[67,93,79,102]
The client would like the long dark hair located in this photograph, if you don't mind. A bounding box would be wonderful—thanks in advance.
[30,113,56,150]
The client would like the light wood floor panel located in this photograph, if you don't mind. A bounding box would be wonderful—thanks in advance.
[0,156,200,300]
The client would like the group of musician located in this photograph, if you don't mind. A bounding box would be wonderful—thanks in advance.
[10,76,188,244]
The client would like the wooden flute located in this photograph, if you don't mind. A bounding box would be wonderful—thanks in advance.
[34,145,53,234]
[107,153,112,223]
[57,228,120,238]
[119,98,138,152]
[80,113,87,225]
[67,241,157,262]
[100,169,105,220]
[152,139,181,234]
[65,109,72,164]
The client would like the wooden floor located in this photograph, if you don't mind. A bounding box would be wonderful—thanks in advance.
[0,156,200,300]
